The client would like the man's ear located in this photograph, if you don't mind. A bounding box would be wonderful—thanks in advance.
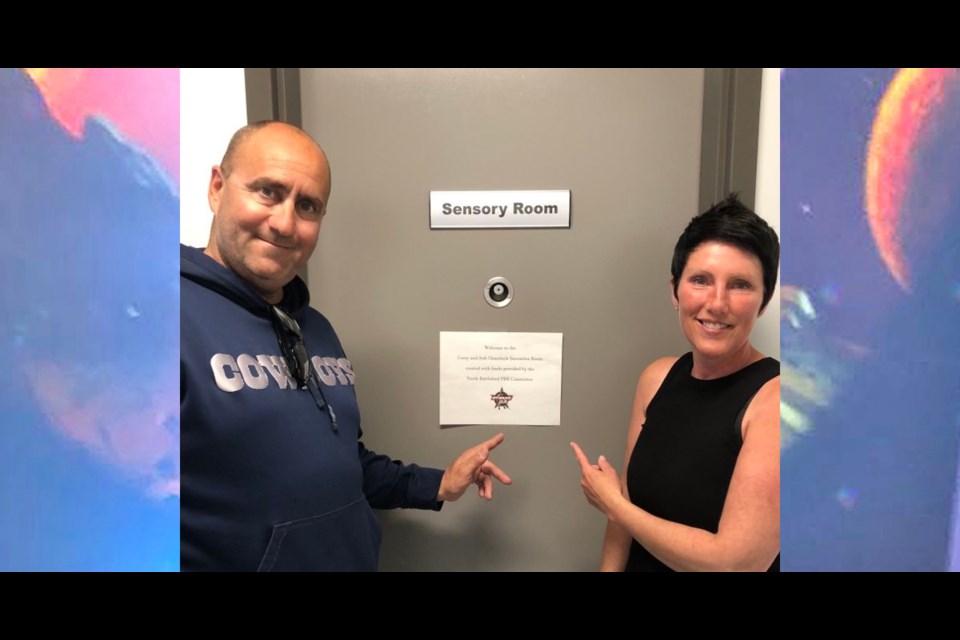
[208,165,225,214]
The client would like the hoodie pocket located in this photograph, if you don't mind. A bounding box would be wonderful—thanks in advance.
[257,497,382,572]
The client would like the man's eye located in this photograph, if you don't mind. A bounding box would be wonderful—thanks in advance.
[298,201,322,218]
[259,187,276,198]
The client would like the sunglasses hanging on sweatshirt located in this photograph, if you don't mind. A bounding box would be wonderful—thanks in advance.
[270,304,338,431]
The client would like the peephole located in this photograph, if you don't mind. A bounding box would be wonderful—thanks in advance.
[484,277,514,308]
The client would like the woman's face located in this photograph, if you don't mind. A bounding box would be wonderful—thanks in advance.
[672,241,765,364]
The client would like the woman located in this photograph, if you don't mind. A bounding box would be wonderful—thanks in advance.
[571,194,780,571]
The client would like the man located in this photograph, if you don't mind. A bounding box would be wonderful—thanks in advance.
[181,121,511,571]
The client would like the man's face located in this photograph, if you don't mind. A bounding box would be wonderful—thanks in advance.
[205,124,331,303]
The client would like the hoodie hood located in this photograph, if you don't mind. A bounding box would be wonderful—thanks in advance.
[179,244,310,319]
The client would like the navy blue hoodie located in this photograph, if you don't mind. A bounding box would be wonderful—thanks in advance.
[180,245,443,571]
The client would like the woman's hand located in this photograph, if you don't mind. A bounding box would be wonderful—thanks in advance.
[570,441,626,518]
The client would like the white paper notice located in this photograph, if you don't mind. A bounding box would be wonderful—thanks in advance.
[440,332,563,426]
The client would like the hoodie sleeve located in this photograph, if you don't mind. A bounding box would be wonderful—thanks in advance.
[358,441,444,511]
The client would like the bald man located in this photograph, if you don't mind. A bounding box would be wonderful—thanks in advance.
[180,122,511,571]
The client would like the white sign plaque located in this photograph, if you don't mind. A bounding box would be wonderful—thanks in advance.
[430,190,571,229]
[439,331,563,425]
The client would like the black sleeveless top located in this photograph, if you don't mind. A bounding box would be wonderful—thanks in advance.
[625,352,780,572]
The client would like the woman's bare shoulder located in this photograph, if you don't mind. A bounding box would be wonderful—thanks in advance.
[635,356,680,403]
[628,356,681,427]
[742,374,780,438]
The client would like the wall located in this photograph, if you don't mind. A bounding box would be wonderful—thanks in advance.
[180,68,247,247]
[753,67,780,357]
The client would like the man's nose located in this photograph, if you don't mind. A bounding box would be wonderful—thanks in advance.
[269,199,297,237]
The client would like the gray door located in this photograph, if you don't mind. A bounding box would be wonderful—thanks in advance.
[301,68,705,571]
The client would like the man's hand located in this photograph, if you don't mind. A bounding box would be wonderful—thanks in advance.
[438,433,512,502]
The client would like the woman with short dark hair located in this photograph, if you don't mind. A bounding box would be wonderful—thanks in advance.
[571,194,781,571]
